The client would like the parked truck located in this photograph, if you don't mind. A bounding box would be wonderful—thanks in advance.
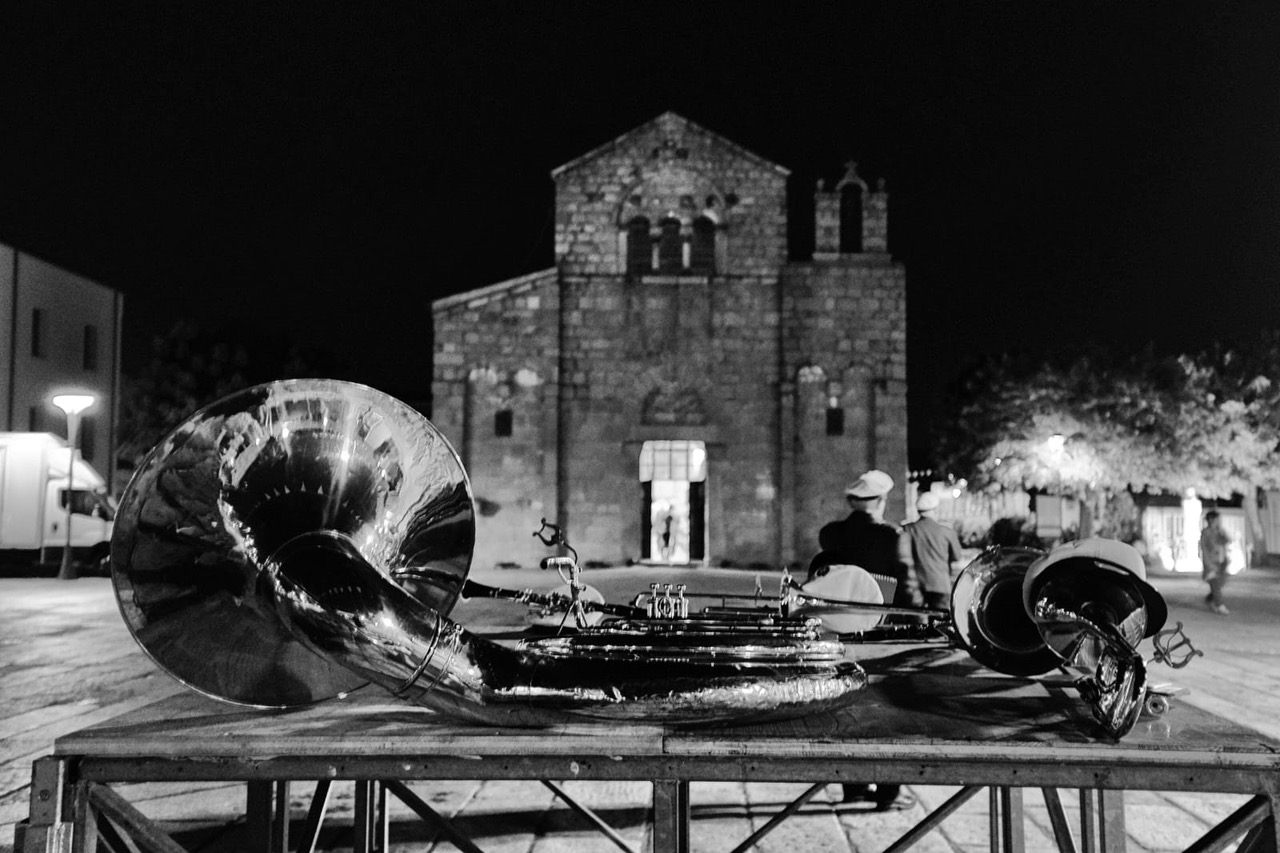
[0,432,115,574]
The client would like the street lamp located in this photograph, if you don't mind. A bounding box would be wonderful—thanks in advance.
[51,393,95,581]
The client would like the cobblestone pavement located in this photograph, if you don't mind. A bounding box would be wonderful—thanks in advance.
[3,563,1277,852]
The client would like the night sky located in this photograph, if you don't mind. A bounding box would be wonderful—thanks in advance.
[3,4,1278,459]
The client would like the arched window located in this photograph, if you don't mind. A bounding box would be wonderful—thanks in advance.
[657,217,683,272]
[840,184,863,253]
[626,217,652,275]
[690,216,715,273]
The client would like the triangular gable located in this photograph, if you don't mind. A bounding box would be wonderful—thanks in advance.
[551,111,789,179]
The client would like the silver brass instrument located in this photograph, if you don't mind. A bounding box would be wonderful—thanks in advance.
[689,542,1184,738]
[111,379,865,726]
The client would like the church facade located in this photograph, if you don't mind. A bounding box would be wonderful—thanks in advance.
[432,113,907,569]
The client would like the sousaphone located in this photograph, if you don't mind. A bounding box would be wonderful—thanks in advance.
[111,379,865,726]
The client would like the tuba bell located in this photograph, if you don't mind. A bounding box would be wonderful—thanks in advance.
[952,538,1174,738]
[110,379,866,726]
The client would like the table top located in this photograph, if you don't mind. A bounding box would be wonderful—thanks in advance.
[54,648,1280,773]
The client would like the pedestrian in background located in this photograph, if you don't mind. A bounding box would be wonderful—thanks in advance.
[1199,510,1232,616]
[903,492,965,612]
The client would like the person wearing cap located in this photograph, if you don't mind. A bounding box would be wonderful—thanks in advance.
[1198,510,1232,616]
[812,469,918,811]
[902,491,965,612]
[813,470,917,601]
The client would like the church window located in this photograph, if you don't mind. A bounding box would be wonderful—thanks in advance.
[690,216,715,273]
[626,217,652,274]
[494,409,513,437]
[826,407,845,436]
[657,217,683,272]
[638,440,707,483]
[31,309,45,357]
[840,184,863,253]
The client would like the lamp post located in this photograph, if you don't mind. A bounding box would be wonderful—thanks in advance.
[51,394,95,581]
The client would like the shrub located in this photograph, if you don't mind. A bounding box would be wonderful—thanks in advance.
[986,516,1041,548]
[952,518,990,549]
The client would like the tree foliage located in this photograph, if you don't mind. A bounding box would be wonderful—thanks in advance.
[116,320,354,470]
[934,333,1280,500]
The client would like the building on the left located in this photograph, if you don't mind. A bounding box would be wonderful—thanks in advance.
[0,243,124,492]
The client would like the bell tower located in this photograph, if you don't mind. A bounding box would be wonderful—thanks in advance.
[813,161,889,260]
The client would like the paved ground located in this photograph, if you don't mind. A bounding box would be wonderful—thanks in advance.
[2,562,1277,852]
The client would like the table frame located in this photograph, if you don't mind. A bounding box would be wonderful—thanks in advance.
[16,659,1280,853]
[19,739,1279,853]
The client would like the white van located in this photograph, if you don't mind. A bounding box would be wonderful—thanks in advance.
[0,432,115,574]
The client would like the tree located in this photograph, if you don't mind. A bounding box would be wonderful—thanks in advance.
[934,335,1280,539]
[116,320,355,472]
[116,321,253,470]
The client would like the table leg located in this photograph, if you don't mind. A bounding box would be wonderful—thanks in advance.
[653,780,689,853]
[354,780,374,853]
[354,780,388,853]
[1080,789,1126,853]
[69,780,97,853]
[18,757,72,853]
[246,780,273,853]
[989,787,1025,853]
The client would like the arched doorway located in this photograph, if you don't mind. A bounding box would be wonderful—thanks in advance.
[638,440,707,564]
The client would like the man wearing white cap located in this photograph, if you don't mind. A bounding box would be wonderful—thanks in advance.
[812,468,918,811]
[903,491,965,611]
[814,470,915,604]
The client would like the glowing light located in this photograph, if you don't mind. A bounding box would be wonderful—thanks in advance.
[51,394,95,416]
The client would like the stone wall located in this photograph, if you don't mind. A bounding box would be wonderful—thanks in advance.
[432,269,561,568]
[554,273,783,566]
[781,256,908,558]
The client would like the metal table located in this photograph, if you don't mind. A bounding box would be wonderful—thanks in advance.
[18,649,1280,853]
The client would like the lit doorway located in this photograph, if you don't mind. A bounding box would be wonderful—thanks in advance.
[639,440,706,564]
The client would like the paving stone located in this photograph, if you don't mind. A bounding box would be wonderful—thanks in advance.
[1127,802,1223,852]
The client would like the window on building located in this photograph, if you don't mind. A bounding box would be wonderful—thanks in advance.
[840,184,863,253]
[826,407,845,436]
[690,216,715,273]
[80,416,96,461]
[31,309,45,357]
[83,325,99,371]
[626,217,652,275]
[494,409,513,437]
[638,440,707,483]
[657,217,683,272]
[28,406,41,432]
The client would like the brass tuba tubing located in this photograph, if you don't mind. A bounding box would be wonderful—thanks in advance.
[461,579,647,620]
[109,379,872,725]
[267,530,867,726]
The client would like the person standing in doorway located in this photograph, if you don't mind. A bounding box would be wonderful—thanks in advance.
[813,469,917,811]
[902,492,965,612]
[660,514,674,561]
[1199,510,1232,615]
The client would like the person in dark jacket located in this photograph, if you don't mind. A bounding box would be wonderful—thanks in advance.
[812,469,917,812]
[814,469,920,610]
